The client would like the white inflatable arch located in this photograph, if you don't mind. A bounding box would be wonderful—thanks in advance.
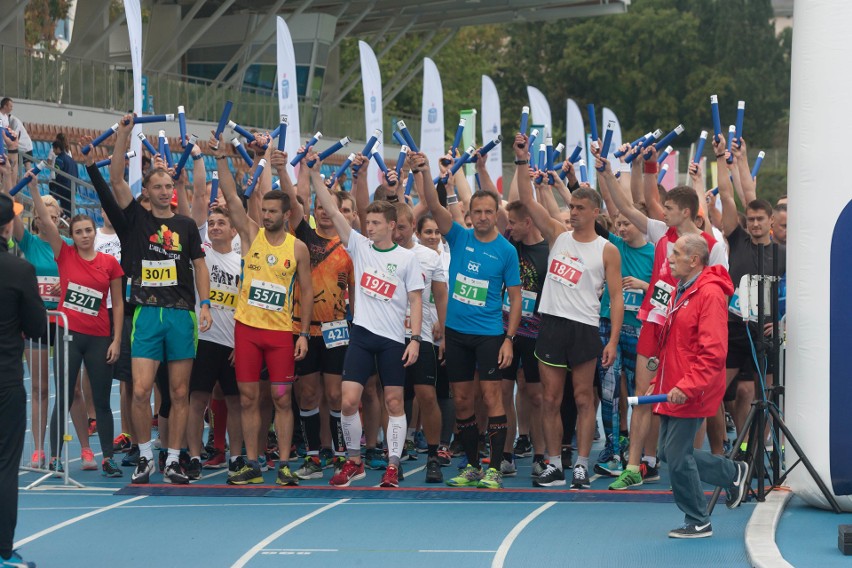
[786,0,852,511]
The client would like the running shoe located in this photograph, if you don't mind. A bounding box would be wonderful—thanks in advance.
[186,458,202,480]
[725,412,736,434]
[318,448,335,468]
[570,464,590,490]
[404,439,418,461]
[29,450,45,469]
[257,455,269,472]
[276,464,299,486]
[295,456,323,480]
[726,460,749,509]
[164,462,190,484]
[414,431,428,453]
[228,456,246,478]
[380,464,400,488]
[477,467,503,489]
[131,456,154,484]
[436,445,452,467]
[158,449,166,473]
[561,446,574,470]
[597,434,615,463]
[81,448,98,471]
[47,457,64,474]
[531,458,547,478]
[668,522,713,539]
[179,450,191,472]
[594,456,624,477]
[112,433,132,453]
[227,462,263,485]
[102,458,123,478]
[513,435,533,458]
[425,457,443,484]
[449,438,464,457]
[0,549,36,567]
[640,461,660,482]
[329,459,365,487]
[87,418,97,437]
[365,448,388,470]
[500,460,517,477]
[445,464,483,487]
[608,468,643,490]
[203,451,226,469]
[533,464,566,487]
[121,446,140,467]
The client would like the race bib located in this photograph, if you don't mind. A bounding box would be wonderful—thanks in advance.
[37,276,60,303]
[547,255,584,288]
[63,282,103,317]
[649,280,675,312]
[360,267,398,302]
[142,259,178,287]
[452,274,488,306]
[623,288,644,312]
[210,283,238,312]
[503,289,537,318]
[404,306,412,337]
[247,280,287,312]
[321,320,350,348]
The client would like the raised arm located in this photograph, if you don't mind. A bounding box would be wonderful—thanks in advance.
[473,149,498,195]
[350,153,371,231]
[309,151,352,245]
[189,143,209,227]
[514,134,564,246]
[110,114,135,208]
[712,133,740,238]
[597,153,649,235]
[641,146,665,221]
[414,152,454,235]
[732,137,756,204]
[28,173,63,258]
[270,149,303,224]
[214,134,257,249]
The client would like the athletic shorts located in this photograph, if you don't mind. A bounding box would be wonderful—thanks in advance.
[295,335,347,377]
[190,340,238,396]
[727,321,776,376]
[636,320,662,359]
[444,327,504,383]
[115,314,133,382]
[234,321,295,384]
[405,339,437,388]
[501,335,540,383]
[534,314,602,368]
[132,306,198,362]
[341,324,406,388]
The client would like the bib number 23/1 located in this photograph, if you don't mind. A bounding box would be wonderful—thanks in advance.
[142,259,178,287]
[453,274,488,307]
[360,268,398,302]
[247,280,287,312]
[64,283,104,317]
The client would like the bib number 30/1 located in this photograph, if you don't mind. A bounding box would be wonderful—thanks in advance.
[142,259,178,287]
[64,283,104,317]
[247,280,287,312]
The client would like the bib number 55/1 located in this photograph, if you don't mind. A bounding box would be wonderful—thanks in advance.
[247,280,287,312]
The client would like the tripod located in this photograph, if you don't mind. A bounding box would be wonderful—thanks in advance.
[706,243,841,515]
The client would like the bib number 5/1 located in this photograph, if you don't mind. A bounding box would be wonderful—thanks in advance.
[453,274,488,307]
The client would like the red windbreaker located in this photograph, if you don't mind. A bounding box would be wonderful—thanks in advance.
[651,265,734,418]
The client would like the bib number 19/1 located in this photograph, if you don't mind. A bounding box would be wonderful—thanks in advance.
[360,268,397,302]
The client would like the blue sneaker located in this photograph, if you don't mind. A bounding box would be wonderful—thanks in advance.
[597,434,615,463]
[414,430,428,453]
[365,448,388,470]
[318,448,335,468]
[1,549,36,567]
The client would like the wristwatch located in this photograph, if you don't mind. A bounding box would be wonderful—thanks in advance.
[505,334,515,342]
[299,332,310,339]
[410,335,422,343]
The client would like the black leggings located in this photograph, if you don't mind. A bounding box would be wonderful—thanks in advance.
[49,331,115,459]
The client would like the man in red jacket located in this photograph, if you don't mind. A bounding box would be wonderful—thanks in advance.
[651,234,748,539]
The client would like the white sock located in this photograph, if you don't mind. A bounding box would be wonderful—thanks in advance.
[387,415,407,466]
[139,440,153,461]
[575,455,589,469]
[643,456,657,468]
[550,456,563,471]
[406,427,416,441]
[341,412,362,459]
[167,448,180,466]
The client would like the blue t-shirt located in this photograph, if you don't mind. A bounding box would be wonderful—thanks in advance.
[17,228,73,309]
[444,222,521,336]
[600,232,654,328]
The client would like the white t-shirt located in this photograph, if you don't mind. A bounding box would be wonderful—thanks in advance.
[346,231,425,344]
[198,221,241,255]
[95,229,121,309]
[405,243,447,345]
[198,241,241,348]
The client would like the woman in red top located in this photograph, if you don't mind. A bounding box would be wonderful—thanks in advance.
[29,183,125,477]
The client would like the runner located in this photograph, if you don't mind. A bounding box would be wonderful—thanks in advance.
[514,135,623,489]
[109,115,211,485]
[418,150,522,490]
[308,151,424,488]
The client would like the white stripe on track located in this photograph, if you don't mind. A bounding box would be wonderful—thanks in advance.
[13,495,147,548]
[491,502,556,568]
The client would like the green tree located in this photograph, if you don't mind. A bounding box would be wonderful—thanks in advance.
[24,0,71,52]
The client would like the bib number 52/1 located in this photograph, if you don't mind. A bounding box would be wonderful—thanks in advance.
[64,283,104,317]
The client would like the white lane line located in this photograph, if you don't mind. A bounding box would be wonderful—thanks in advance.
[13,495,147,548]
[421,549,497,553]
[230,499,350,568]
[491,502,556,568]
